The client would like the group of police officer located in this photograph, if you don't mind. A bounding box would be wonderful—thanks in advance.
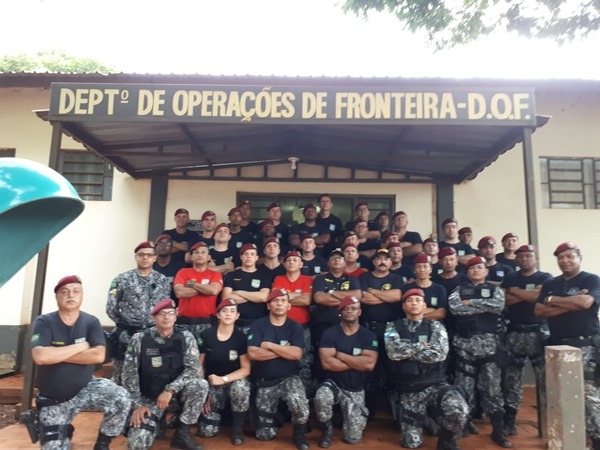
[29,196,600,450]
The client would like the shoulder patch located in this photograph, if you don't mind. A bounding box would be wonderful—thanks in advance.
[31,333,40,343]
[110,279,118,289]
[248,334,253,341]
[372,340,379,348]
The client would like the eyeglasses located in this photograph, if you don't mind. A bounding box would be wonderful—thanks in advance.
[156,310,176,317]
[156,242,172,247]
[136,253,156,258]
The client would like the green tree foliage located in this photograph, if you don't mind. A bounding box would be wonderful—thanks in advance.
[0,49,114,73]
[343,0,600,49]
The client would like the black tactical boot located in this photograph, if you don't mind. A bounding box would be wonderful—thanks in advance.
[171,423,203,450]
[92,432,112,450]
[292,423,310,450]
[490,412,512,448]
[231,411,246,446]
[503,407,518,436]
[436,428,460,450]
[462,418,479,436]
[423,416,440,436]
[318,420,333,448]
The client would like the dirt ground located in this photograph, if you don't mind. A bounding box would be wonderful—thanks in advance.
[0,404,19,429]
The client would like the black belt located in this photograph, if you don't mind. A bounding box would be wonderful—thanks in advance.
[508,324,540,332]
[255,376,289,388]
[177,316,213,325]
[363,321,387,330]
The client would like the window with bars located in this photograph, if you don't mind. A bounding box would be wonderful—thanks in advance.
[60,150,114,201]
[540,157,599,209]
[236,193,394,225]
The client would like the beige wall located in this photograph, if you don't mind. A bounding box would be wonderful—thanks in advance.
[1,85,599,328]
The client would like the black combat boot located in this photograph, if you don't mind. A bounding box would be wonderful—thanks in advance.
[490,411,512,448]
[231,411,246,446]
[592,438,600,450]
[318,420,333,448]
[462,418,479,436]
[92,432,112,450]
[436,428,460,450]
[423,416,440,436]
[292,423,310,450]
[171,423,203,450]
[503,407,518,436]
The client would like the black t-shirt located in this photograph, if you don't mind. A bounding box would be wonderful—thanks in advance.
[537,271,600,342]
[357,254,374,272]
[432,273,470,297]
[496,253,519,270]
[210,247,233,266]
[357,238,379,253]
[312,273,362,326]
[301,255,328,276]
[398,230,422,265]
[241,222,260,241]
[223,269,271,321]
[390,265,415,284]
[344,220,379,233]
[501,270,552,325]
[32,311,105,401]
[248,317,305,381]
[274,223,290,246]
[290,222,330,242]
[486,262,514,283]
[358,272,404,323]
[199,326,248,377]
[257,263,286,285]
[154,258,186,302]
[439,242,475,259]
[229,229,254,267]
[320,324,378,390]
[190,235,215,251]
[162,228,199,263]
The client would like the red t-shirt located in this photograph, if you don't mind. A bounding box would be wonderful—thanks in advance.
[174,267,223,318]
[345,268,368,278]
[272,274,313,324]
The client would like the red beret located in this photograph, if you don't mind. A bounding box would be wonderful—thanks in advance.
[239,243,258,256]
[465,256,486,270]
[354,201,368,211]
[438,247,457,259]
[412,254,431,265]
[353,219,368,228]
[300,233,315,242]
[343,231,357,240]
[303,203,317,213]
[441,218,457,228]
[423,237,437,245]
[174,208,189,216]
[151,298,176,315]
[387,241,402,249]
[477,236,496,249]
[553,242,579,256]
[54,275,82,293]
[228,207,241,216]
[338,295,360,311]
[190,241,208,252]
[392,211,407,220]
[458,227,472,235]
[259,219,274,230]
[154,234,172,243]
[267,288,288,302]
[212,223,229,238]
[134,241,154,253]
[341,243,357,251]
[402,288,425,301]
[217,298,238,312]
[317,193,331,202]
[266,202,280,211]
[502,232,517,241]
[375,211,389,221]
[262,236,280,248]
[283,250,301,261]
[238,200,251,207]
[515,244,536,254]
[201,210,216,221]
[381,231,395,241]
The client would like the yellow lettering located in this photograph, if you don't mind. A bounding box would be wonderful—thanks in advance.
[467,93,486,120]
[490,93,511,119]
[280,92,295,118]
[512,93,530,120]
[423,93,438,119]
[58,89,75,114]
[375,93,390,119]
[439,93,457,119]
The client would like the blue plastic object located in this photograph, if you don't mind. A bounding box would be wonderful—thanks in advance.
[0,158,84,287]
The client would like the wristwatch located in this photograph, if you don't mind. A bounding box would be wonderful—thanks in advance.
[545,295,553,305]
[222,376,229,383]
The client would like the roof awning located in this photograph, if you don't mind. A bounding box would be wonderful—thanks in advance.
[36,81,550,183]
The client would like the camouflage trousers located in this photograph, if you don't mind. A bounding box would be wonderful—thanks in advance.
[453,335,504,416]
[38,377,130,450]
[299,327,316,397]
[398,383,469,449]
[176,322,213,340]
[254,375,309,441]
[502,330,546,411]
[126,377,208,450]
[314,380,368,444]
[580,346,600,440]
[198,378,251,437]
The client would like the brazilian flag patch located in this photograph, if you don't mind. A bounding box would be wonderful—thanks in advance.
[372,340,379,348]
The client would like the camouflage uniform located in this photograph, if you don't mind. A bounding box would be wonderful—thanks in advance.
[448,283,507,437]
[107,269,171,385]
[255,375,309,441]
[299,327,315,396]
[38,377,131,450]
[385,318,468,448]
[198,379,251,437]
[122,327,208,450]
